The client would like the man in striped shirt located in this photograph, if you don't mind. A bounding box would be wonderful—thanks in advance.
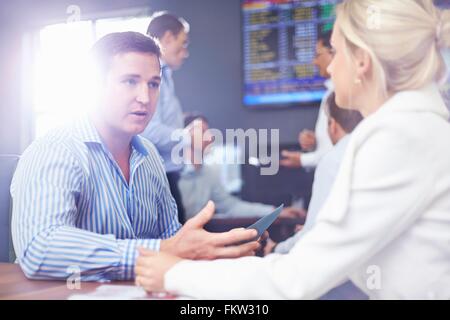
[10,32,259,281]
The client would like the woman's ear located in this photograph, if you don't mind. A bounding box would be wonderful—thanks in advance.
[354,48,372,80]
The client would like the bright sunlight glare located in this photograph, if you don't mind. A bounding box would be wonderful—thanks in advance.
[32,16,150,138]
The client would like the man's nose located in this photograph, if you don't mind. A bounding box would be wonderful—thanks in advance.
[136,84,150,104]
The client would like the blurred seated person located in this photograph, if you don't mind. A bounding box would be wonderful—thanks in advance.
[178,113,305,220]
[266,92,366,299]
[268,92,363,254]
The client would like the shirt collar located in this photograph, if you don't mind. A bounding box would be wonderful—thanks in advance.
[161,61,172,75]
[131,136,149,156]
[75,117,149,156]
[75,117,103,144]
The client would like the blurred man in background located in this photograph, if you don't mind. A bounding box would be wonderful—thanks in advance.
[179,113,306,220]
[143,12,190,223]
[268,93,367,300]
[281,31,334,170]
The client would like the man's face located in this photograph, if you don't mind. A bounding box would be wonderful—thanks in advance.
[97,52,161,138]
[313,40,333,78]
[161,30,189,70]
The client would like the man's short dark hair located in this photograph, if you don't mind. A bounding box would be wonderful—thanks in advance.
[318,30,332,50]
[90,31,161,77]
[326,92,363,133]
[146,11,190,39]
[184,112,208,128]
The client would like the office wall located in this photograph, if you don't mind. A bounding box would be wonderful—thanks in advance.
[0,28,23,155]
[151,0,320,144]
[0,0,319,156]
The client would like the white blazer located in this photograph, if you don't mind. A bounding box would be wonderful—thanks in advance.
[165,84,450,300]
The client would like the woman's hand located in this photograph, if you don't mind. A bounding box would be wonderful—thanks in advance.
[135,248,183,293]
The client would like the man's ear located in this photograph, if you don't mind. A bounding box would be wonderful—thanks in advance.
[159,30,175,46]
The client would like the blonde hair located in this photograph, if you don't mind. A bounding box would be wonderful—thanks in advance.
[336,0,450,98]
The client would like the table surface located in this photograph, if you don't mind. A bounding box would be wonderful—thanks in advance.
[1,217,305,300]
[0,263,136,300]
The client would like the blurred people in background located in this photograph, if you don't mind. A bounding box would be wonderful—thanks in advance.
[268,93,367,300]
[179,113,306,220]
[281,31,334,170]
[269,92,363,255]
[142,12,190,224]
[135,0,450,299]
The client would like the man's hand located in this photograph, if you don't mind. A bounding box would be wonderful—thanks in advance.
[280,207,307,219]
[299,130,316,152]
[280,150,302,168]
[160,201,260,260]
[135,248,181,293]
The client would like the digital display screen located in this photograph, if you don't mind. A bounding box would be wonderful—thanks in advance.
[242,0,340,108]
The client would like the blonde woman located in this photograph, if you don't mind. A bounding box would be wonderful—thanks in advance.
[135,0,450,299]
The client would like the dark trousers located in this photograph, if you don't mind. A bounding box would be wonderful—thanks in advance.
[166,171,186,224]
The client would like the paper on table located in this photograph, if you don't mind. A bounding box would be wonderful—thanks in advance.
[68,285,191,300]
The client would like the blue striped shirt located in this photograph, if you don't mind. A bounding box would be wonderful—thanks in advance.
[11,117,181,281]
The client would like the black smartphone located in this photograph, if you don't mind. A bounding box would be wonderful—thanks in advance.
[246,204,284,240]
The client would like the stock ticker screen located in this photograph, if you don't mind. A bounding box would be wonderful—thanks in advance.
[242,0,339,108]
